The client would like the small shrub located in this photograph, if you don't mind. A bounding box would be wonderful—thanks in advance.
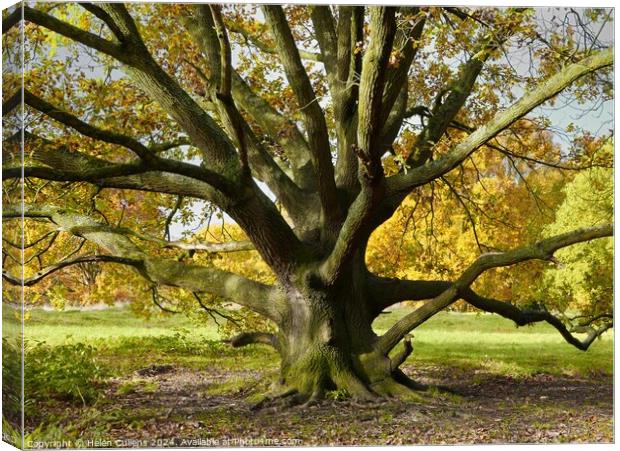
[2,338,23,424]
[25,341,107,407]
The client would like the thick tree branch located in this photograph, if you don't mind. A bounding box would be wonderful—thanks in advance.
[310,6,338,92]
[52,222,256,254]
[263,5,341,227]
[78,2,125,41]
[375,223,613,354]
[3,205,285,321]
[148,137,192,153]
[2,90,21,117]
[225,332,280,350]
[96,5,306,273]
[2,5,21,34]
[334,6,364,195]
[312,6,363,199]
[3,132,224,201]
[368,276,456,314]
[380,7,426,129]
[5,133,304,274]
[209,5,250,172]
[183,8,317,223]
[4,163,149,183]
[7,97,234,194]
[23,89,153,159]
[319,8,399,284]
[318,187,383,285]
[407,21,516,168]
[230,71,315,190]
[462,291,612,351]
[386,47,613,197]
[211,5,232,98]
[94,3,240,172]
[356,6,397,179]
[99,172,223,200]
[22,5,240,175]
[23,5,125,61]
[163,240,254,253]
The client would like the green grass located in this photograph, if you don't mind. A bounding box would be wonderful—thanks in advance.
[2,305,612,445]
[17,308,221,345]
[4,305,613,378]
[116,379,159,396]
[374,309,613,377]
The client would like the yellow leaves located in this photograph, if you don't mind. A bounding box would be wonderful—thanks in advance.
[369,135,574,310]
[46,33,58,59]
[388,50,403,69]
[353,41,364,55]
[46,285,69,310]
[188,224,275,285]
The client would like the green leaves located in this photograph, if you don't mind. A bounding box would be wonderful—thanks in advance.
[539,140,613,316]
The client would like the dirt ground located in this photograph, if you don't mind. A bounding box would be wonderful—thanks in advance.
[86,363,613,446]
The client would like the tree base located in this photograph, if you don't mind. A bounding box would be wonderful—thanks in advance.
[249,344,428,409]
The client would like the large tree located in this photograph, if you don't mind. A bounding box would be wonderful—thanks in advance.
[2,3,614,403]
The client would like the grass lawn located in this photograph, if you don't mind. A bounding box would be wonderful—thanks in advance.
[375,309,613,377]
[10,305,613,377]
[2,305,613,446]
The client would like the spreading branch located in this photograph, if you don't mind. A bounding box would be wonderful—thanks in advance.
[209,5,250,172]
[229,71,315,189]
[318,7,398,284]
[2,133,221,200]
[22,5,126,60]
[310,6,338,92]
[3,255,140,287]
[263,5,341,226]
[226,20,321,62]
[375,223,613,355]
[333,6,364,194]
[53,222,255,254]
[225,332,280,350]
[380,7,426,129]
[4,94,235,194]
[356,6,397,179]
[386,47,613,197]
[463,291,613,351]
[183,7,316,222]
[3,204,285,321]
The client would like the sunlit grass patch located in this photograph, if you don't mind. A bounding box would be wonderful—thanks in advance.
[8,305,613,384]
[374,309,613,377]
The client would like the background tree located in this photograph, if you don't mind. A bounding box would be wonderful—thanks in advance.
[2,3,613,404]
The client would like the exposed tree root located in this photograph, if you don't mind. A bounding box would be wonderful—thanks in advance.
[390,335,414,370]
[250,387,298,410]
[392,368,428,391]
[249,370,438,411]
[370,377,422,400]
[235,336,433,409]
[300,387,325,408]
